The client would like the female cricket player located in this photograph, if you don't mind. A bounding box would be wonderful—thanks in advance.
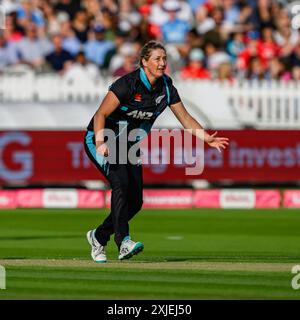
[84,41,229,262]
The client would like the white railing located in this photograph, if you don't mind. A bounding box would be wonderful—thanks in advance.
[1,71,300,129]
[0,71,107,103]
[221,80,300,129]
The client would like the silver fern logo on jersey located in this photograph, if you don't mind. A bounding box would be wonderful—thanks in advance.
[155,95,165,105]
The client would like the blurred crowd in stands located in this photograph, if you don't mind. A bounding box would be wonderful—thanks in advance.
[1,0,300,81]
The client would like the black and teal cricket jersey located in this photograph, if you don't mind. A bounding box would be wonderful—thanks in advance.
[87,68,181,140]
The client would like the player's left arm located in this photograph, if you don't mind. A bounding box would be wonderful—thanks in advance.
[170,102,229,152]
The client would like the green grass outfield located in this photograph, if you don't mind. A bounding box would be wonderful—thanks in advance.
[0,208,300,299]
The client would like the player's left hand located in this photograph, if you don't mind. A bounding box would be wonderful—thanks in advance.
[206,131,229,153]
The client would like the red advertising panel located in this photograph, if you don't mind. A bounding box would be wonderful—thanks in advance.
[0,130,299,184]
[283,190,300,208]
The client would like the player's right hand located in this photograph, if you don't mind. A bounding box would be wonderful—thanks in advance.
[96,143,109,157]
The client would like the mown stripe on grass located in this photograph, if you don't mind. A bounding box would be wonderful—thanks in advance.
[0,259,295,272]
[1,266,299,300]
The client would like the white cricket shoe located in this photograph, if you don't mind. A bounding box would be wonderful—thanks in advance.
[86,230,107,263]
[118,236,144,260]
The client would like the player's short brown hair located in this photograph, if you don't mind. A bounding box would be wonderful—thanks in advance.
[139,41,166,67]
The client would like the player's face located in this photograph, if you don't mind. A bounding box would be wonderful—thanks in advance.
[143,49,167,79]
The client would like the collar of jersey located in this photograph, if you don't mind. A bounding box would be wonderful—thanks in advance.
[139,68,152,91]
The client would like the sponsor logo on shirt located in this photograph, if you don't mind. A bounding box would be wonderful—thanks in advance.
[127,110,153,120]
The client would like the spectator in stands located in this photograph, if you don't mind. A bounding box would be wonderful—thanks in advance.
[40,1,61,36]
[0,0,297,82]
[109,41,140,75]
[102,29,128,72]
[227,31,245,63]
[63,51,100,81]
[204,41,231,73]
[275,26,299,58]
[60,17,82,56]
[195,4,215,35]
[101,7,119,41]
[84,24,115,68]
[257,26,280,69]
[138,4,160,42]
[188,0,206,13]
[238,3,256,32]
[118,2,142,42]
[4,12,24,43]
[72,9,89,43]
[202,6,226,48]
[246,56,266,80]
[118,0,141,37]
[177,0,194,24]
[222,0,240,29]
[16,0,45,30]
[16,23,53,69]
[112,42,137,77]
[291,66,300,81]
[274,7,299,58]
[217,62,234,81]
[54,0,82,20]
[177,28,204,61]
[149,0,169,27]
[100,0,118,15]
[266,57,291,81]
[0,33,19,72]
[46,34,73,73]
[132,40,143,61]
[160,0,191,45]
[236,30,260,73]
[1,0,19,14]
[179,47,211,79]
[290,42,300,68]
[85,0,102,22]
[254,0,274,30]
[108,42,129,75]
[186,27,204,50]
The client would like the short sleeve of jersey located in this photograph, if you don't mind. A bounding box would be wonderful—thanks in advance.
[165,75,181,105]
[109,75,131,103]
[170,83,181,105]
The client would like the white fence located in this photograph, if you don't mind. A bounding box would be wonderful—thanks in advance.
[0,71,300,129]
[221,80,300,129]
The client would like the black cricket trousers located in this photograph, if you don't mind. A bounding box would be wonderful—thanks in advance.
[84,130,143,249]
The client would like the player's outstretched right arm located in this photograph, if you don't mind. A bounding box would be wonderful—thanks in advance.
[170,101,229,153]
